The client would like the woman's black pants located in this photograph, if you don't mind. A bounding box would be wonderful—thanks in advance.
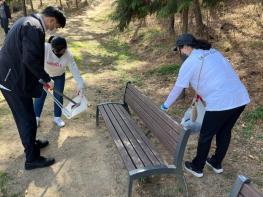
[192,105,246,170]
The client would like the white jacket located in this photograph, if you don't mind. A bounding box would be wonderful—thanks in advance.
[44,43,84,90]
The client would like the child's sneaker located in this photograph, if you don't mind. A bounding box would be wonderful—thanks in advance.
[54,117,65,127]
[184,161,203,178]
[206,158,223,174]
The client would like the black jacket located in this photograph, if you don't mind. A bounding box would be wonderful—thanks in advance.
[5,2,11,19]
[0,2,11,19]
[0,14,50,97]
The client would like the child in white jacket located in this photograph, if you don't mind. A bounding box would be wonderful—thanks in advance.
[34,36,84,127]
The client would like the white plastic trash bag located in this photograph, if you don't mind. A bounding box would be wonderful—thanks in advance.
[181,97,206,134]
[63,95,88,119]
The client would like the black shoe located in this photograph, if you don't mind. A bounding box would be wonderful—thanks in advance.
[206,158,223,174]
[25,156,55,170]
[184,161,203,178]
[35,139,49,149]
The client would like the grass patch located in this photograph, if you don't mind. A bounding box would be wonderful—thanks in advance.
[119,71,144,87]
[249,40,263,49]
[141,29,162,43]
[146,64,180,76]
[158,186,182,196]
[0,171,8,196]
[69,36,138,70]
[242,106,263,137]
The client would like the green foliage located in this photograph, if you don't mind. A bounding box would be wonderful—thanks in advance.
[202,0,224,7]
[176,0,192,13]
[112,0,183,31]
[157,0,178,17]
[242,106,263,137]
[112,0,228,31]
[111,0,153,31]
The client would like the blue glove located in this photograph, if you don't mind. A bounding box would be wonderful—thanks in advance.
[160,104,168,112]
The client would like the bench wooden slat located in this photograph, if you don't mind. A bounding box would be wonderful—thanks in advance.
[116,104,164,166]
[127,84,182,132]
[108,104,154,167]
[240,184,263,197]
[103,104,146,169]
[125,85,184,149]
[98,105,136,171]
[126,87,180,142]
[125,90,177,154]
[97,83,190,197]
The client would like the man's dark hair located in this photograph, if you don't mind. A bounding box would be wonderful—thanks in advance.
[42,6,66,28]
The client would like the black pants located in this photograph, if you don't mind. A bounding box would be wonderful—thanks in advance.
[1,90,40,162]
[0,18,9,35]
[192,105,246,170]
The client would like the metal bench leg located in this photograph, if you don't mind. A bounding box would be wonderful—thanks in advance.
[229,175,250,197]
[128,177,133,197]
[96,106,100,126]
[123,103,131,115]
[176,172,189,197]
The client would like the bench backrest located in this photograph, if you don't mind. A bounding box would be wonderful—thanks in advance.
[124,82,190,165]
[229,175,263,197]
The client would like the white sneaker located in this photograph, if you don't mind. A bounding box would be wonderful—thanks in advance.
[36,117,40,127]
[54,117,65,127]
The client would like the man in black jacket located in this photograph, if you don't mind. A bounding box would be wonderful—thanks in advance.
[0,6,66,170]
[0,0,11,35]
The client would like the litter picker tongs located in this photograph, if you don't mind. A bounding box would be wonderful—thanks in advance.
[39,79,82,119]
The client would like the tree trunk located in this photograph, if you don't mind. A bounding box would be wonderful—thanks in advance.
[130,19,143,43]
[181,7,189,33]
[39,0,43,7]
[75,0,78,8]
[59,0,63,8]
[21,0,27,16]
[167,15,175,36]
[192,0,204,36]
[29,0,34,12]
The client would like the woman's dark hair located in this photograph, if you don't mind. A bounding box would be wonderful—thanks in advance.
[42,6,66,28]
[190,39,211,50]
[175,33,211,50]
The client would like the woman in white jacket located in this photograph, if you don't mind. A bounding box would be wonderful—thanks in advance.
[161,33,250,178]
[34,36,84,127]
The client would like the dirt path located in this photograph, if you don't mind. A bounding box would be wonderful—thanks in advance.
[0,2,128,196]
[1,1,262,197]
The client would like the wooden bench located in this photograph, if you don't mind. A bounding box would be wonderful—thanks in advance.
[96,82,191,197]
[229,175,263,197]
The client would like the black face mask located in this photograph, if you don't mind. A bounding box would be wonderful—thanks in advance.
[54,53,64,58]
[52,48,65,58]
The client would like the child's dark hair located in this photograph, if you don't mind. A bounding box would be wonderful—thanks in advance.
[50,36,67,52]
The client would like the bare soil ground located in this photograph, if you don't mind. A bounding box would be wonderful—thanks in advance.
[0,0,262,197]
